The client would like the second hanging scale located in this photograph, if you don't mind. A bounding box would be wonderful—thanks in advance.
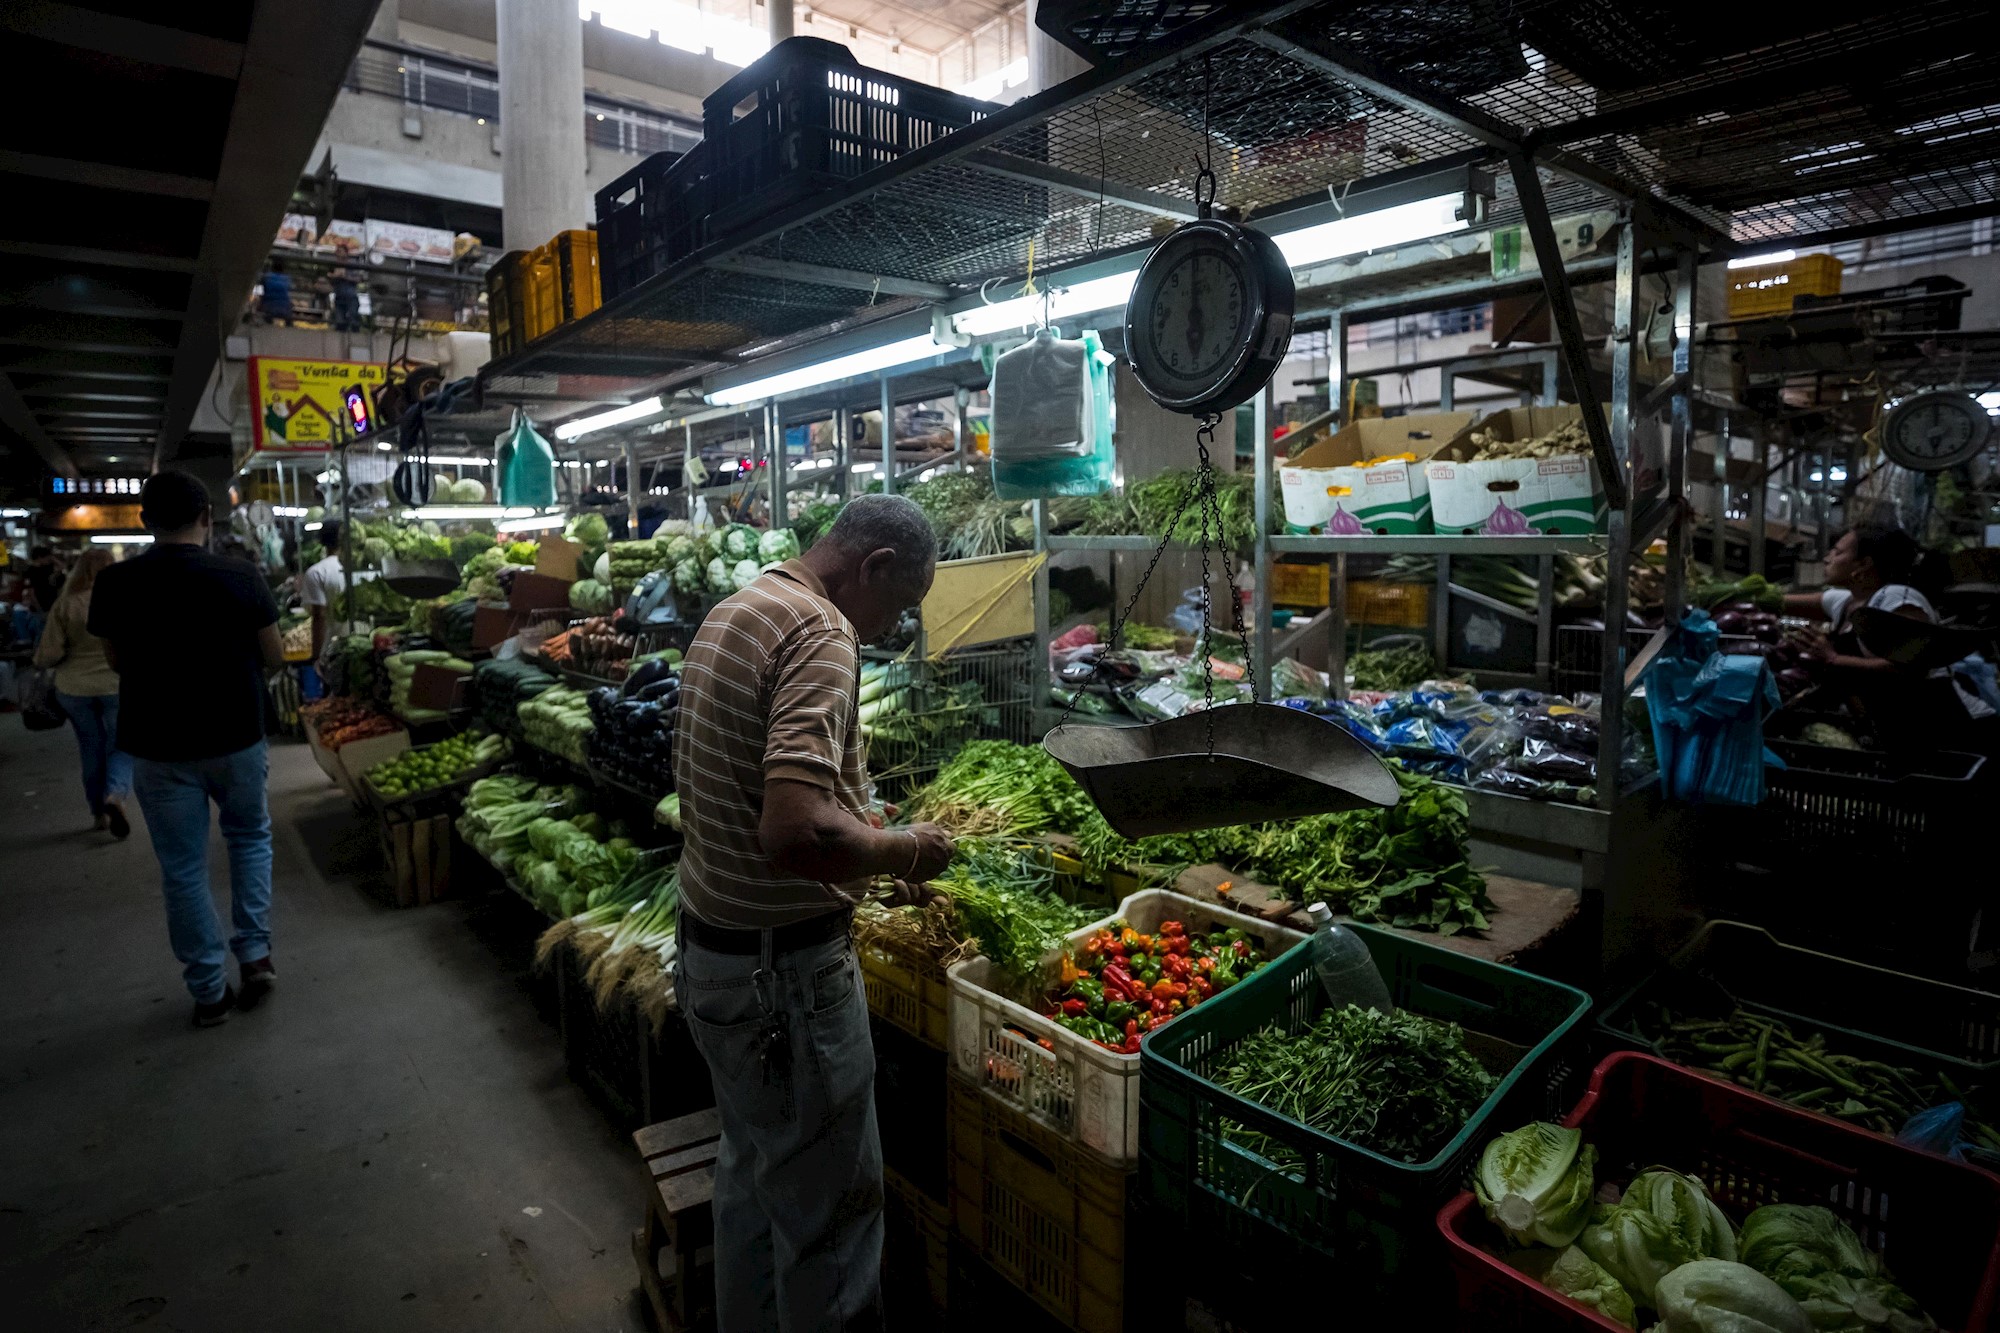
[1043,75,1397,839]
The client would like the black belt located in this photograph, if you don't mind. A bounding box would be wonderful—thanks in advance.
[677,906,852,956]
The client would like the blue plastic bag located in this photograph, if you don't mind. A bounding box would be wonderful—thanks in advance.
[1643,610,1782,805]
[991,328,1116,499]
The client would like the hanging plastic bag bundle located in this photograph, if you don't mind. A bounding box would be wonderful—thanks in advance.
[990,327,1116,499]
[496,409,557,509]
[1643,609,1782,805]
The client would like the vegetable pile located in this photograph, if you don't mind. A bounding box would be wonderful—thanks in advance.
[518,687,595,764]
[384,648,472,724]
[1216,1004,1496,1167]
[365,732,508,799]
[584,656,680,797]
[1629,1001,1999,1148]
[856,659,991,769]
[1465,418,1588,461]
[1349,642,1437,692]
[470,658,561,737]
[301,697,400,749]
[1045,918,1270,1053]
[1472,1121,1943,1331]
[853,837,1097,985]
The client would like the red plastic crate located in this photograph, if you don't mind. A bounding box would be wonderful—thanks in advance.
[1437,1052,2000,1333]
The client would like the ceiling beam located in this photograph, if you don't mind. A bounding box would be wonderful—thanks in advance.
[156,0,380,464]
[0,316,178,355]
[0,374,74,477]
[17,383,168,402]
[38,411,166,421]
[1,3,244,79]
[0,151,214,202]
[0,241,199,274]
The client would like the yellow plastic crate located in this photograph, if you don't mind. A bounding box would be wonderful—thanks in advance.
[860,938,950,1050]
[522,230,601,346]
[1727,253,1843,318]
[1270,560,1330,607]
[1349,580,1429,626]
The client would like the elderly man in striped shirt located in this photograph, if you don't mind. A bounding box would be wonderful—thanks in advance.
[673,493,955,1332]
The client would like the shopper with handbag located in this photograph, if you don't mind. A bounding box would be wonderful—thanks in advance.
[32,548,131,836]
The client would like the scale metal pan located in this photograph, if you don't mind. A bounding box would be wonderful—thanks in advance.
[381,556,460,599]
[1044,702,1400,840]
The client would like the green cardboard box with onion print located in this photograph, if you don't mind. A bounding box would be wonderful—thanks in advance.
[1425,404,1608,536]
[1278,411,1473,535]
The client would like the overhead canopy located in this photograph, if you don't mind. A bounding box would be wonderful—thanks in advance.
[0,1,378,483]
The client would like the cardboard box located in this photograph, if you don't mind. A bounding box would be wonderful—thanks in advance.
[407,663,471,712]
[1278,412,1473,533]
[923,551,1039,650]
[509,571,575,612]
[308,727,409,804]
[1425,405,1607,536]
[534,535,584,582]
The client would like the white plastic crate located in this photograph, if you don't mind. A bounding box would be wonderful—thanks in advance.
[946,889,1306,1168]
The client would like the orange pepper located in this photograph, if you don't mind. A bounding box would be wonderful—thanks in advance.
[1215,881,1233,896]
[1058,954,1081,985]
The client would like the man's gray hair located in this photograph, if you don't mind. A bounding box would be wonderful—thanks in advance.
[825,493,936,576]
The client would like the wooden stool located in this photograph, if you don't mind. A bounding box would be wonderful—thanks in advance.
[632,1107,721,1331]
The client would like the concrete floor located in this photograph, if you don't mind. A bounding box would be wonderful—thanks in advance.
[0,724,650,1332]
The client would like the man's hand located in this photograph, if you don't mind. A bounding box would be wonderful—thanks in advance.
[883,878,938,908]
[903,822,955,882]
[1800,629,1836,664]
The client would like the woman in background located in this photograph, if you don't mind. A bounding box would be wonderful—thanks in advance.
[33,548,131,836]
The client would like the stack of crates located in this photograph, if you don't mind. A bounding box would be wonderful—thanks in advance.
[595,145,707,301]
[486,231,600,358]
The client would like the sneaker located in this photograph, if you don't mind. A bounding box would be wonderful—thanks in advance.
[238,957,277,1010]
[106,801,130,840]
[193,987,237,1027]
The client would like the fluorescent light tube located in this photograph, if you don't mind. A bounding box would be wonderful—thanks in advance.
[273,506,309,517]
[705,335,948,406]
[1728,249,1797,269]
[305,522,324,531]
[408,505,507,519]
[850,462,878,474]
[1271,192,1471,269]
[496,512,569,532]
[953,271,1140,338]
[91,533,153,544]
[555,396,664,441]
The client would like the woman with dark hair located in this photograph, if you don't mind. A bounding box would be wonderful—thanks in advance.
[1783,523,1935,674]
[32,547,131,835]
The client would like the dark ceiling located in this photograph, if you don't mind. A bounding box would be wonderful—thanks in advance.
[0,1,378,485]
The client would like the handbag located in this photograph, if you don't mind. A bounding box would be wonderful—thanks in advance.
[20,666,68,732]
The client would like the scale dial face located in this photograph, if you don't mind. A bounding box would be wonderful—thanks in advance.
[1125,217,1295,415]
[1882,389,1993,472]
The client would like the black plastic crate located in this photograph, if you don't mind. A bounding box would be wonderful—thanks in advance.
[873,1017,948,1204]
[1751,740,1985,869]
[701,37,1000,236]
[595,145,705,300]
[1794,274,1970,333]
[485,250,529,358]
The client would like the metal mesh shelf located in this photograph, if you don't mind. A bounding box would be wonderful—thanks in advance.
[479,0,1995,397]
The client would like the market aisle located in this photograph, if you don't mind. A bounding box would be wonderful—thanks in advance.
[0,726,649,1332]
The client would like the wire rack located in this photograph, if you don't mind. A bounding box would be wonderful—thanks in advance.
[480,1,1997,393]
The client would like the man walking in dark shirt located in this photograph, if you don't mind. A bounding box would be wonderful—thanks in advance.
[91,472,286,1026]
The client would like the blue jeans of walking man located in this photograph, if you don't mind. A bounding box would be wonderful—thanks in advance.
[55,691,131,816]
[676,927,884,1333]
[132,741,274,1004]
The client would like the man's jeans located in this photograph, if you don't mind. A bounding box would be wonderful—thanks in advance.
[55,691,130,816]
[131,742,274,1004]
[676,923,884,1333]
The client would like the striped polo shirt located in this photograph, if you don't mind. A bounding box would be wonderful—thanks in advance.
[674,559,873,929]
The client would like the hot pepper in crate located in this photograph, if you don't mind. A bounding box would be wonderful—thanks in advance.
[1045,918,1273,1053]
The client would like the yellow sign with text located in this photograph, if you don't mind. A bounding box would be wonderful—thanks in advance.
[248,357,385,453]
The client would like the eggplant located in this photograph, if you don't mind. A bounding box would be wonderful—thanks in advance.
[1714,610,1749,635]
[636,678,678,703]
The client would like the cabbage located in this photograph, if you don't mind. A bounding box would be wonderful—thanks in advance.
[305,505,325,522]
[672,557,703,595]
[722,523,758,560]
[451,476,487,503]
[1654,1259,1812,1333]
[594,551,613,583]
[1739,1205,1936,1333]
[568,578,613,615]
[1476,1122,1597,1248]
[706,556,734,595]
[758,528,800,563]
[732,558,760,590]
[568,512,610,549]
[1544,1245,1636,1329]
[363,537,392,567]
[664,535,695,565]
[1580,1170,1736,1308]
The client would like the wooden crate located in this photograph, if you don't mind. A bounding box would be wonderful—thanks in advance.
[378,807,454,908]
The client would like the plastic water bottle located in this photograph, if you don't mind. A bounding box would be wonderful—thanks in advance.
[1305,903,1394,1014]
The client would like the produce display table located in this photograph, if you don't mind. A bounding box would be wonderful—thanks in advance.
[1168,863,1583,968]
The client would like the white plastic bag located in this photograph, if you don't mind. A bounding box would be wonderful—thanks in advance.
[991,328,1093,463]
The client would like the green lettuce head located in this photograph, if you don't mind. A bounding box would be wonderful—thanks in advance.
[1476,1122,1598,1248]
[1653,1259,1811,1333]
[1739,1205,1935,1333]
[1543,1245,1636,1329]
[1579,1170,1735,1307]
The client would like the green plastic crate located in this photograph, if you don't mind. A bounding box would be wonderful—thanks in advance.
[1597,920,2000,1077]
[1139,926,1591,1295]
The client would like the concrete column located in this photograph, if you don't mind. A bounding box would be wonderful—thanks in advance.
[496,0,589,250]
[768,0,794,45]
[1026,0,1090,94]
[367,0,399,44]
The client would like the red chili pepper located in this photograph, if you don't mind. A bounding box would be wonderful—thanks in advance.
[1124,1018,1140,1042]
[1233,939,1251,958]
[1197,955,1217,974]
[1081,937,1103,957]
[1037,1037,1055,1051]
[1159,920,1185,937]
[1151,978,1178,1000]
[1193,975,1213,997]
[1165,935,1192,956]
[1149,996,1169,1016]
[1163,954,1191,979]
[1102,963,1136,999]
[1061,998,1088,1017]
[1122,1037,1141,1054]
